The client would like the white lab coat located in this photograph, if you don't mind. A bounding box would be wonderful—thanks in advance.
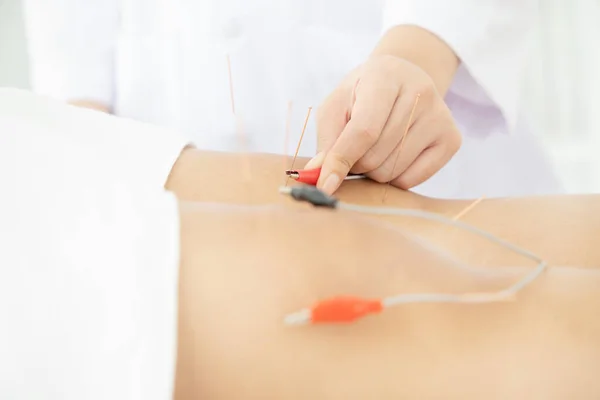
[0,88,187,399]
[22,0,563,199]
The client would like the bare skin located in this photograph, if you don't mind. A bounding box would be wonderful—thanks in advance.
[166,148,600,399]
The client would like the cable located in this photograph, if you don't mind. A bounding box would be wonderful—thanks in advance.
[279,185,549,326]
[285,167,366,186]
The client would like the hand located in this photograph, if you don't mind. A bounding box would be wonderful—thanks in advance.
[307,54,462,194]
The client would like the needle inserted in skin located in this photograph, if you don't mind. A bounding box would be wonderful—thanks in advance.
[453,196,486,221]
[286,106,312,187]
[383,94,420,203]
[282,101,293,185]
[226,56,251,182]
[236,115,252,181]
[226,54,235,115]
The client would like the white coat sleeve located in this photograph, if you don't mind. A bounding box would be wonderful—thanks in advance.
[21,0,119,106]
[382,0,539,131]
[0,116,180,400]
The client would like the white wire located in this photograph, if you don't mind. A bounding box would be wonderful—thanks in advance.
[344,175,367,181]
[337,202,548,308]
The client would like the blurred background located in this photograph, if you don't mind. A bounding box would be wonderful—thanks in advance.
[0,0,28,89]
[2,0,599,193]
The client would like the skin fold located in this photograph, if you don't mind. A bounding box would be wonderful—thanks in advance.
[165,149,600,399]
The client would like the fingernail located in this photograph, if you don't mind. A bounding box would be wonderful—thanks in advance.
[304,152,325,169]
[321,174,340,195]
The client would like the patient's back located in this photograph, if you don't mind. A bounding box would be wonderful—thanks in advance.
[170,148,600,399]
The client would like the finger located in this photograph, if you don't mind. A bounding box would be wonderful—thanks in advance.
[315,87,352,154]
[308,85,355,170]
[391,108,462,188]
[366,118,428,183]
[391,142,452,190]
[351,92,419,174]
[306,80,360,170]
[317,77,398,194]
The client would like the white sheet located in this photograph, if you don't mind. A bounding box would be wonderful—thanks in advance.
[0,89,188,400]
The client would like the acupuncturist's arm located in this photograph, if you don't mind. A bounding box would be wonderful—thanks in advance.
[308,8,463,194]
[22,0,118,112]
[310,0,538,195]
[371,24,459,96]
[168,150,600,399]
[381,0,539,128]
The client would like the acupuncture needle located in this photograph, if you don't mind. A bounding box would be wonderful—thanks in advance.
[382,93,420,203]
[285,106,312,187]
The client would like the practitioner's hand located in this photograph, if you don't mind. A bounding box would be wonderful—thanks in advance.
[307,55,462,194]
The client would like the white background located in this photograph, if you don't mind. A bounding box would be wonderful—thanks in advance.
[522,0,600,194]
[2,0,599,193]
